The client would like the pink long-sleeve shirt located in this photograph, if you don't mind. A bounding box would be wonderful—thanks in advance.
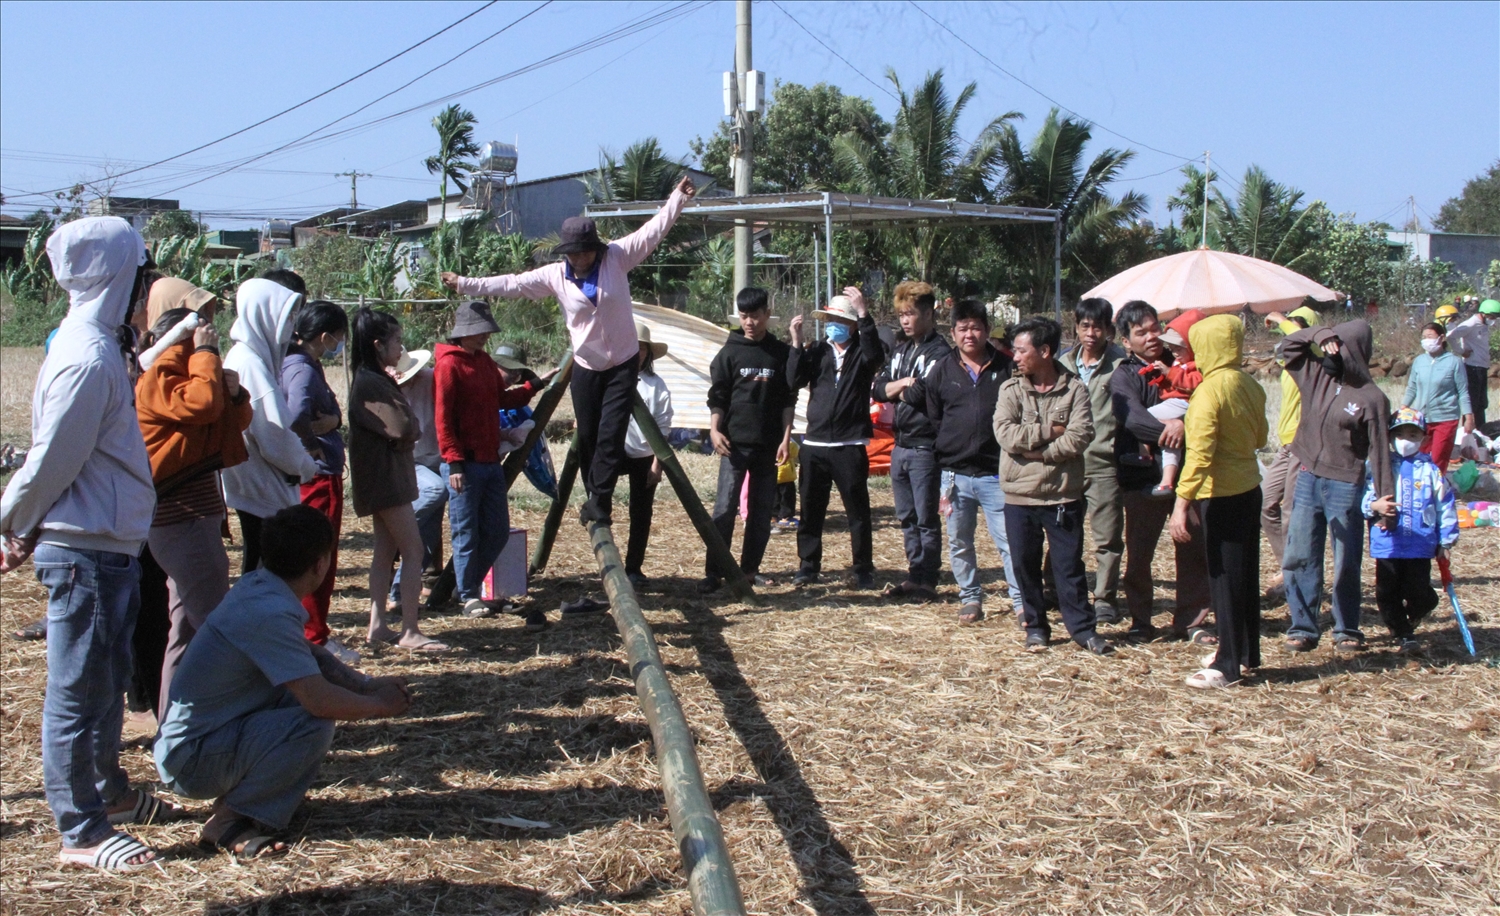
[455,188,688,371]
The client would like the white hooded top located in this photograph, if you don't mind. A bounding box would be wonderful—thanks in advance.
[220,278,319,517]
[0,217,156,555]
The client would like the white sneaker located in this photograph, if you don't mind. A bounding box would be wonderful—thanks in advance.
[325,638,360,666]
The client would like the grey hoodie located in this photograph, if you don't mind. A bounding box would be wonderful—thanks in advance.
[0,217,156,555]
[1282,319,1393,496]
[220,279,318,518]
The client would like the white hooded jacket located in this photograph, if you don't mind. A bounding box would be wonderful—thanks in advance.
[220,278,318,517]
[0,217,156,555]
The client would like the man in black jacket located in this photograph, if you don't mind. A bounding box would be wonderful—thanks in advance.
[788,286,883,589]
[702,288,795,591]
[872,281,951,600]
[1109,300,1211,641]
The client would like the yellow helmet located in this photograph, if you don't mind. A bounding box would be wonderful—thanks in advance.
[1435,304,1459,324]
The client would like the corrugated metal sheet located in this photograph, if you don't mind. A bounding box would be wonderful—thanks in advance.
[632,302,809,432]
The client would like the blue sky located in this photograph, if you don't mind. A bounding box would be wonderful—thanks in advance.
[2,1,1496,231]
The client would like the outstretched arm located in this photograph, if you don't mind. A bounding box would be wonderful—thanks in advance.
[613,176,696,271]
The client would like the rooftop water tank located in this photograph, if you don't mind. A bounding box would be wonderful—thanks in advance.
[479,141,518,174]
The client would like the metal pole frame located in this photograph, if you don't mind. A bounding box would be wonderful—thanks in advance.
[1052,216,1063,324]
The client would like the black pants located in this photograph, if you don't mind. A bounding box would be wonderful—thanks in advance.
[1375,557,1439,638]
[126,544,171,714]
[1003,501,1096,644]
[571,358,640,515]
[237,510,263,574]
[1466,365,1489,425]
[775,481,797,519]
[1203,487,1262,680]
[623,455,659,575]
[797,444,873,577]
[709,445,778,577]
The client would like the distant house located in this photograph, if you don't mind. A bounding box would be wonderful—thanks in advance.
[86,197,182,233]
[1386,230,1500,277]
[205,230,261,257]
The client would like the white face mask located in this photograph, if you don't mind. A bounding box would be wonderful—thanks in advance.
[1394,438,1422,458]
[1421,338,1444,355]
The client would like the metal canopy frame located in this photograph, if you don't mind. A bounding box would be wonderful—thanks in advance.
[585,192,1065,320]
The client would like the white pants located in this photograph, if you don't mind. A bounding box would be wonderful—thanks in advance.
[1149,399,1190,469]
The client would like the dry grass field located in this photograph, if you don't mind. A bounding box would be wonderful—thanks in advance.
[1,345,1498,915]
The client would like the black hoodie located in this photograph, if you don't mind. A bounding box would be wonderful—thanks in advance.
[707,330,795,448]
[1282,320,1393,495]
[790,315,883,443]
[872,327,952,449]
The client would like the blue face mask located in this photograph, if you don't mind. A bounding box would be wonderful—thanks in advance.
[825,323,852,345]
[328,338,344,357]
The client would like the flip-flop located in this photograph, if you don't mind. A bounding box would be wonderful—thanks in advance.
[1185,668,1236,689]
[11,617,46,641]
[108,790,188,826]
[367,630,400,646]
[400,639,451,654]
[202,817,285,860]
[1188,628,1219,646]
[60,832,157,872]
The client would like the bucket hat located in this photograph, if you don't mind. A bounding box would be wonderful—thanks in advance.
[552,216,608,257]
[449,300,501,339]
[634,322,668,358]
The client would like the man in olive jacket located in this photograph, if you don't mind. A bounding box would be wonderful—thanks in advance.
[995,317,1111,655]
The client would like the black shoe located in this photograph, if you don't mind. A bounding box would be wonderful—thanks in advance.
[1085,635,1114,656]
[851,571,876,590]
[697,576,723,594]
[579,497,613,527]
[1025,632,1049,652]
[524,608,549,632]
[792,570,819,587]
[1092,599,1120,625]
[1124,622,1159,642]
[626,571,650,589]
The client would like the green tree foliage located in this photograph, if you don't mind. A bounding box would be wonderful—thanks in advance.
[588,137,685,203]
[994,109,1147,312]
[141,209,205,241]
[344,239,401,301]
[1165,164,1217,248]
[1434,162,1500,235]
[691,81,889,192]
[289,232,370,300]
[424,104,481,223]
[1212,166,1323,269]
[835,69,1017,282]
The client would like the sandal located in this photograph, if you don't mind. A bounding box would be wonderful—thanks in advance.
[1285,636,1316,653]
[108,789,188,826]
[1188,628,1218,647]
[10,617,46,641]
[202,816,286,860]
[59,832,157,872]
[957,603,984,625]
[1185,668,1236,689]
[400,638,451,654]
[1333,636,1365,654]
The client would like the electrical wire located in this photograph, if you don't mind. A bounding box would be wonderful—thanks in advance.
[769,0,898,100]
[907,0,1197,163]
[12,0,503,200]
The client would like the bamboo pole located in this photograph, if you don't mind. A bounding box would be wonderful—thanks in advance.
[504,351,574,489]
[588,520,747,916]
[629,392,760,605]
[529,433,579,577]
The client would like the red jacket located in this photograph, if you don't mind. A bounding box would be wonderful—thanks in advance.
[433,342,541,466]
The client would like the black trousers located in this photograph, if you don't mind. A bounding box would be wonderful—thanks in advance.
[1375,557,1439,638]
[237,510,263,574]
[127,544,171,714]
[1203,487,1262,680]
[797,444,873,577]
[1003,501,1096,644]
[1466,365,1489,425]
[623,455,659,575]
[709,445,778,577]
[571,358,640,513]
[775,481,797,519]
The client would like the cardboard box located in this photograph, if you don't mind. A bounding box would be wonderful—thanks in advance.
[481,528,528,600]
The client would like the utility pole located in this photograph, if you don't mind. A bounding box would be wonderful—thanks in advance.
[336,170,372,211]
[1201,151,1211,249]
[731,0,756,302]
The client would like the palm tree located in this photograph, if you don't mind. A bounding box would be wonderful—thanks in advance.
[424,104,481,224]
[994,108,1147,312]
[1213,165,1321,268]
[834,69,1019,282]
[587,137,685,203]
[1165,163,1220,248]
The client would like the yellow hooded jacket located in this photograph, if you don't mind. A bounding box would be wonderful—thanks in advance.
[1176,315,1268,501]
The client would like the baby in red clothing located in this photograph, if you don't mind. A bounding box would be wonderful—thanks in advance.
[1139,309,1205,497]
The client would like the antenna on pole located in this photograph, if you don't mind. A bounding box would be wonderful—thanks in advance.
[336,170,372,210]
[1201,151,1211,249]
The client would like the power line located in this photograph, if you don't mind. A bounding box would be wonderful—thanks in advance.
[15,1,502,200]
[769,0,897,100]
[907,0,1197,163]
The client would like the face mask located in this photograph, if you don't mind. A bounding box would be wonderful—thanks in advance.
[328,338,344,357]
[1319,352,1344,378]
[1421,338,1443,356]
[825,323,851,345]
[1394,438,1422,458]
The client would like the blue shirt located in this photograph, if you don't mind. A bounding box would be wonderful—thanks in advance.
[155,570,321,774]
[1402,351,1472,423]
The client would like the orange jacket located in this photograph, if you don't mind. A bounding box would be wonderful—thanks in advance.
[136,342,252,490]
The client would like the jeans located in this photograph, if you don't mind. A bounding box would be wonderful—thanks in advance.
[709,446,777,577]
[1004,501,1098,645]
[943,471,1023,609]
[392,463,448,602]
[890,446,942,588]
[797,444,874,577]
[444,460,510,602]
[1284,470,1365,643]
[33,544,140,849]
[158,694,334,830]
[1204,487,1263,681]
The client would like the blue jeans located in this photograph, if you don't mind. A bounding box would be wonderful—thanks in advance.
[891,446,943,588]
[158,695,334,830]
[33,544,140,849]
[943,471,1024,608]
[444,460,510,602]
[1283,470,1365,643]
[391,462,449,602]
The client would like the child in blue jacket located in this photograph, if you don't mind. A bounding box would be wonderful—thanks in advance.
[1362,407,1459,654]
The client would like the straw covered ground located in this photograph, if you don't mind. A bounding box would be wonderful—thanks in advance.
[0,345,1498,914]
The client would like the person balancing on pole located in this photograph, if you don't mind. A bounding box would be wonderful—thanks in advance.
[442,175,696,526]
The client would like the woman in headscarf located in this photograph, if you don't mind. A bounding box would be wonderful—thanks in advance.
[1171,315,1268,688]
